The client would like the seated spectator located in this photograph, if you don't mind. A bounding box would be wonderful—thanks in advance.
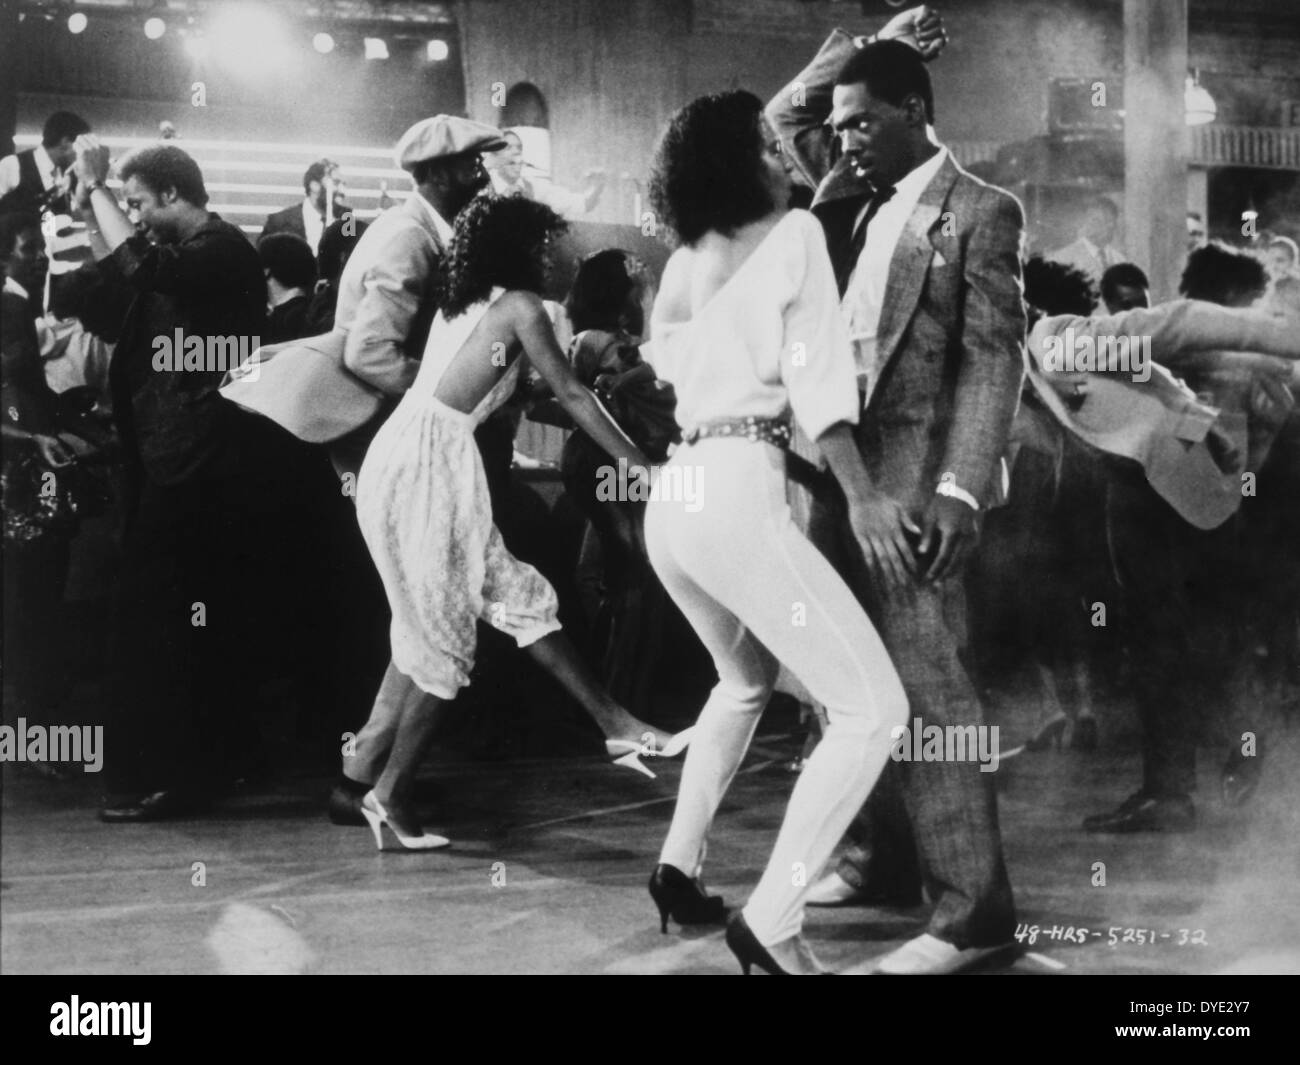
[258,233,316,343]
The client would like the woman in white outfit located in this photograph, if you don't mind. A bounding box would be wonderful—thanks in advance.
[354,196,688,851]
[642,92,910,974]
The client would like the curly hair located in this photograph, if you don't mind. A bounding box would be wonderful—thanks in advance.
[649,90,775,247]
[1023,254,1097,325]
[118,144,209,207]
[438,194,568,318]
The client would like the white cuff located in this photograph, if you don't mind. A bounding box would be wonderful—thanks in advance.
[936,473,979,511]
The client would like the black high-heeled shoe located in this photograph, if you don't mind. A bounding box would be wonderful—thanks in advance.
[648,863,726,933]
[725,913,788,975]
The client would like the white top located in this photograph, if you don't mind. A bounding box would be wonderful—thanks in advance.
[301,198,325,252]
[0,145,58,198]
[648,209,859,443]
[842,145,949,394]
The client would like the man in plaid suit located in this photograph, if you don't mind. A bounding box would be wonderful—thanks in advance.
[766,7,1026,973]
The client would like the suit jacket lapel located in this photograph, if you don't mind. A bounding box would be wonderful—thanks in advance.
[874,155,961,381]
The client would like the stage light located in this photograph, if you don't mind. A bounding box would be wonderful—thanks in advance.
[68,12,87,34]
[1185,73,1216,127]
[313,32,335,54]
[427,40,449,62]
[208,4,297,77]
[364,38,389,60]
[144,17,166,40]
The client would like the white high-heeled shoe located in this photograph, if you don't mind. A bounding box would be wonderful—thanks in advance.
[605,727,696,779]
[360,791,451,851]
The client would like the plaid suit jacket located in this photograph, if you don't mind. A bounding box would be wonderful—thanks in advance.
[767,29,1027,510]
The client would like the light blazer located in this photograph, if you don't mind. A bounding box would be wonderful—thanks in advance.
[221,193,446,442]
[1026,300,1299,530]
[766,28,1027,510]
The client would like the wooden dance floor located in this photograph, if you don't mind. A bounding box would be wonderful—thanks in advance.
[3,699,1298,975]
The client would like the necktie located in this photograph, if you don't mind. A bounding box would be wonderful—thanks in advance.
[837,184,896,296]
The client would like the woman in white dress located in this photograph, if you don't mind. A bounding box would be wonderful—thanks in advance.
[354,196,687,850]
[642,91,910,974]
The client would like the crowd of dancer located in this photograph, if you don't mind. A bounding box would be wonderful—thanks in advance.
[3,5,1297,975]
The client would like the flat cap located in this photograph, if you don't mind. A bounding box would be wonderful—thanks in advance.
[395,115,507,170]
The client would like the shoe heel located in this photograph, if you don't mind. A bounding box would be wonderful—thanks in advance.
[740,960,752,975]
[360,798,384,851]
[656,902,670,934]
[613,751,656,779]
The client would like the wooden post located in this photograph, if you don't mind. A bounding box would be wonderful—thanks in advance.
[1123,0,1190,302]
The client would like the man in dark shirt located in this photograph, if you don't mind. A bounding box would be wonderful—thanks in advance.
[257,233,316,343]
[72,136,269,821]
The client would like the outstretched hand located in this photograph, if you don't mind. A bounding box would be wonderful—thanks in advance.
[878,5,949,62]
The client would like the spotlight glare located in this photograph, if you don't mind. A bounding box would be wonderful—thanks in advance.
[68,12,88,34]
[364,37,389,61]
[144,16,166,40]
[184,34,209,61]
[209,4,297,76]
[313,32,335,55]
[427,40,449,62]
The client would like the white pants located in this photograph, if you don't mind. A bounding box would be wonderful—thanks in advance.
[645,439,908,946]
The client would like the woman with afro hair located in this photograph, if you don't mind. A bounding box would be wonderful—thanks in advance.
[354,195,689,850]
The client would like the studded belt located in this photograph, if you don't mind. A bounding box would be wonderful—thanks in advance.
[682,416,792,450]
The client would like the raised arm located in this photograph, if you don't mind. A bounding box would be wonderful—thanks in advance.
[510,292,650,472]
[1030,299,1300,393]
[764,7,947,190]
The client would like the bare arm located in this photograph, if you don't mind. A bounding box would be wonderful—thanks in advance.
[71,136,135,256]
[513,294,649,470]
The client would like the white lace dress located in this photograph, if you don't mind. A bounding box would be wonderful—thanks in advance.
[355,288,562,699]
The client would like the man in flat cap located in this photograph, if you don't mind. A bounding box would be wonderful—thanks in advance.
[320,115,505,822]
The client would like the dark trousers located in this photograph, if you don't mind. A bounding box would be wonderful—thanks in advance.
[1103,462,1243,797]
[3,533,73,716]
[808,487,1016,949]
[106,470,264,795]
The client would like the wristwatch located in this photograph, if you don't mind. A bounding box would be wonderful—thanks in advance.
[84,179,109,196]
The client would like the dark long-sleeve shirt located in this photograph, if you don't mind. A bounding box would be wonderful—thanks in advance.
[99,214,266,485]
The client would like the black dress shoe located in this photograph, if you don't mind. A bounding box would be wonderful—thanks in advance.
[648,863,727,933]
[99,789,209,823]
[327,777,370,826]
[1082,791,1196,833]
[1221,744,1264,808]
